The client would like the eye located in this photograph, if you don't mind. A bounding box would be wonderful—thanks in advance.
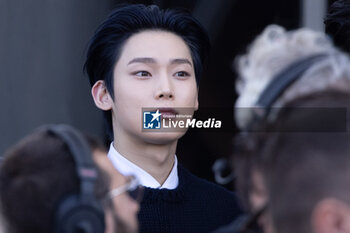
[174,71,190,78]
[134,71,152,77]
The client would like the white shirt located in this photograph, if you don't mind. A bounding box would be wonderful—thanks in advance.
[108,142,179,189]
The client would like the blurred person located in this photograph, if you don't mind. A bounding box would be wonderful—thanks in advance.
[257,91,350,233]
[324,0,350,53]
[0,124,140,233]
[234,25,350,130]
[84,4,242,233]
[92,144,140,233]
[232,24,350,232]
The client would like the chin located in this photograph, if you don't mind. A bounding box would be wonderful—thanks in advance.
[141,131,186,145]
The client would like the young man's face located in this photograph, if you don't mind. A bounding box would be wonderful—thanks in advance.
[110,30,199,144]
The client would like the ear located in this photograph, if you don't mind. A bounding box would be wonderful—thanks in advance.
[91,80,113,111]
[312,198,350,233]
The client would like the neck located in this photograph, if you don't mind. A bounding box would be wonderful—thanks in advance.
[113,133,178,185]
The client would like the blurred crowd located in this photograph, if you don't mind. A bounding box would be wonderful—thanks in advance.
[2,1,350,233]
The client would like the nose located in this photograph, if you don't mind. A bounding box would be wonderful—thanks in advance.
[154,74,174,100]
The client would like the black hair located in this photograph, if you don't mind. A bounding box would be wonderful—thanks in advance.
[84,4,210,140]
[324,0,350,53]
[0,130,109,233]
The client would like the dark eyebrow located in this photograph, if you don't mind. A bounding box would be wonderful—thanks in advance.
[170,58,192,67]
[127,57,192,66]
[127,57,156,65]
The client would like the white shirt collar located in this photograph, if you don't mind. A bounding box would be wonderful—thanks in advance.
[107,142,179,189]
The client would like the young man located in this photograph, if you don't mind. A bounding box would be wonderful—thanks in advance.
[85,4,242,233]
[0,125,140,233]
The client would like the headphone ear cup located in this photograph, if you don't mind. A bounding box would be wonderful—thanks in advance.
[54,195,105,233]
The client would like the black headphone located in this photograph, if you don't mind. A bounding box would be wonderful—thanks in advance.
[44,124,105,233]
[214,54,328,185]
[246,53,328,131]
[223,53,329,233]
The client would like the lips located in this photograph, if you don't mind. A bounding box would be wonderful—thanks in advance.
[157,108,178,118]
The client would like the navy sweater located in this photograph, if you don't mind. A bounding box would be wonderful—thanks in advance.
[138,164,243,233]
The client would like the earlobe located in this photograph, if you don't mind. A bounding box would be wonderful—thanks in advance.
[194,88,199,111]
[91,80,113,111]
[194,98,199,111]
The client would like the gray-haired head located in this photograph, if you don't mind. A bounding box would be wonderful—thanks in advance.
[234,24,350,130]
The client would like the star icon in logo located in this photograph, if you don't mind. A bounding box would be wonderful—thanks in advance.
[151,110,162,122]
